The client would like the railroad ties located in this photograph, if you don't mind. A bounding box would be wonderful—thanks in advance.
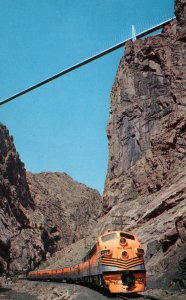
[114,293,163,300]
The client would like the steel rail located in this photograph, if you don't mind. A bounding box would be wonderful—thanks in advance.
[114,291,166,300]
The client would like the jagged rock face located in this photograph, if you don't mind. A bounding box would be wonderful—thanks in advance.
[104,17,186,207]
[0,124,45,274]
[0,124,102,274]
[26,172,102,254]
[175,0,186,40]
[103,0,186,289]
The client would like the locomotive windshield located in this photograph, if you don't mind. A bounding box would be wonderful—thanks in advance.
[101,233,117,242]
[120,232,135,240]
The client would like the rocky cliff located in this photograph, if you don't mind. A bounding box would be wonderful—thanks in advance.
[104,18,186,208]
[26,172,102,254]
[102,0,186,289]
[0,124,102,274]
[0,124,44,274]
[0,0,185,293]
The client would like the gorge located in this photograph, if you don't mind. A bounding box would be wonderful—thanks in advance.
[0,0,185,297]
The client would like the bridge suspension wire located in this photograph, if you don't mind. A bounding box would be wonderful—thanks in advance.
[0,17,175,107]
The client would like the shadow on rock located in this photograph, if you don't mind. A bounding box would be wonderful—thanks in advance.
[0,287,12,293]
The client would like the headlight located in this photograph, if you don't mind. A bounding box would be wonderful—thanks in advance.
[120,237,127,246]
[101,250,110,255]
[122,251,128,259]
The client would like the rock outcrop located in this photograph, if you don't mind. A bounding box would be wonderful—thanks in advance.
[0,124,102,274]
[0,123,44,274]
[27,172,102,254]
[104,20,186,207]
[102,0,186,289]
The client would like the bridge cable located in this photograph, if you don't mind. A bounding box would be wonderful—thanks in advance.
[0,17,175,107]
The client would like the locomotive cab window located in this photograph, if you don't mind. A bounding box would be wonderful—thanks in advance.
[120,232,135,240]
[101,233,117,242]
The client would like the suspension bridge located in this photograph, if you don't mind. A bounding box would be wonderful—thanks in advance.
[0,17,175,107]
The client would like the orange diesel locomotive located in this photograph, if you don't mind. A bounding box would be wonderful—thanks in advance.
[28,230,146,293]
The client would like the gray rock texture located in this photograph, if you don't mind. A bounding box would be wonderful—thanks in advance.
[104,19,186,207]
[3,280,186,300]
[0,124,44,274]
[26,172,102,254]
[102,0,186,289]
[0,124,102,274]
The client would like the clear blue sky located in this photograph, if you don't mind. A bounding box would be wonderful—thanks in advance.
[0,0,174,194]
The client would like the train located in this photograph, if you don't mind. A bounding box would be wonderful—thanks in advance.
[27,230,146,293]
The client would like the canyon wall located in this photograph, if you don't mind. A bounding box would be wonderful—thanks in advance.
[0,124,102,274]
[27,172,102,254]
[0,0,185,292]
[104,17,186,209]
[0,124,43,273]
[102,0,186,289]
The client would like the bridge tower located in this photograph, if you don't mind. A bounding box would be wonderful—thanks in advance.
[132,25,136,41]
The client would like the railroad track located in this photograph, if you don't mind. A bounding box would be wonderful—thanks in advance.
[16,280,164,300]
[114,294,142,300]
[114,293,163,300]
